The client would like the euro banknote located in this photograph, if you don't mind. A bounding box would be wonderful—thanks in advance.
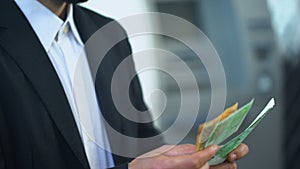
[196,98,275,165]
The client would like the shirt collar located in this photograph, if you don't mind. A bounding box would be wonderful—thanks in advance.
[60,5,84,47]
[67,6,84,47]
[15,0,84,52]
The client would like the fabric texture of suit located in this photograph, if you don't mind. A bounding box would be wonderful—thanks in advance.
[0,0,164,169]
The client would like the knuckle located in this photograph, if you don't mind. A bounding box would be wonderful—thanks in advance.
[191,159,199,167]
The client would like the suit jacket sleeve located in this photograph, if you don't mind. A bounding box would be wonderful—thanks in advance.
[109,163,128,169]
[102,26,165,168]
[0,146,4,169]
[123,37,165,157]
[0,106,5,169]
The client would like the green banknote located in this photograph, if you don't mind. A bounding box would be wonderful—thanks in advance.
[196,98,276,165]
[204,99,254,147]
[209,98,275,165]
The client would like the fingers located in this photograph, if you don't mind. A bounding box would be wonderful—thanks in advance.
[210,162,237,169]
[228,143,249,162]
[194,145,219,163]
[200,162,210,169]
[164,144,196,156]
[130,145,219,169]
[164,145,219,168]
[142,144,196,158]
[136,145,178,158]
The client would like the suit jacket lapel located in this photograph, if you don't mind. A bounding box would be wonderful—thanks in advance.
[73,5,125,165]
[0,1,89,169]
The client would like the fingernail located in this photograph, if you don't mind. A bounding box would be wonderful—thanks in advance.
[212,145,219,152]
[231,154,237,161]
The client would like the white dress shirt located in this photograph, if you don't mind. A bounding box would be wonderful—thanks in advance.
[15,0,115,168]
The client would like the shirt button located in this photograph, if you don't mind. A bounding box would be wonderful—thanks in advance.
[63,25,69,34]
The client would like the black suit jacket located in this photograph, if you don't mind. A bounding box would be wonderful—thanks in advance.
[0,1,164,169]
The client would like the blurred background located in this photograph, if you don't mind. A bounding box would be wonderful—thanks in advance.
[82,0,300,169]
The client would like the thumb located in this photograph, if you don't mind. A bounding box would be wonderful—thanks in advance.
[164,144,196,156]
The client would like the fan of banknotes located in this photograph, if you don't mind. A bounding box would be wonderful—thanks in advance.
[195,98,275,165]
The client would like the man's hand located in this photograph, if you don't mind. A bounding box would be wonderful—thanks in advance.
[129,144,219,169]
[210,143,249,169]
[129,143,249,169]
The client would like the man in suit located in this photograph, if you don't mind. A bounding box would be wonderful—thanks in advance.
[0,0,249,168]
